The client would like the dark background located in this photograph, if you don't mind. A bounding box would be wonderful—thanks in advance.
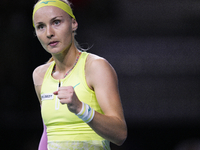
[0,0,200,149]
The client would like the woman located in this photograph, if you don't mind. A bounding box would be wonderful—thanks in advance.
[32,0,127,149]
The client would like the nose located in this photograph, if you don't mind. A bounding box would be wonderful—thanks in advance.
[46,26,54,39]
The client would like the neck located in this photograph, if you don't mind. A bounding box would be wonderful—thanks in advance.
[51,47,81,79]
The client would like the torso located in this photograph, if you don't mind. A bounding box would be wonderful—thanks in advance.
[37,52,109,149]
[33,52,102,102]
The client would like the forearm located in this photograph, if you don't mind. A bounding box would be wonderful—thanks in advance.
[88,111,127,146]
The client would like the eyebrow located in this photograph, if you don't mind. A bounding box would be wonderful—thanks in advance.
[35,16,63,26]
[51,16,63,20]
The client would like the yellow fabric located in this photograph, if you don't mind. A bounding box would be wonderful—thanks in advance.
[32,0,76,27]
[41,52,110,149]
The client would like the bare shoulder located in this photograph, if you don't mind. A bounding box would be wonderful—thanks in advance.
[85,53,118,89]
[32,62,53,86]
[86,53,114,70]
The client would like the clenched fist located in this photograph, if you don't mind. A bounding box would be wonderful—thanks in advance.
[53,86,82,114]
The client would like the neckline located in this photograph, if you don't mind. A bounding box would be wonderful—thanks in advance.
[51,52,82,79]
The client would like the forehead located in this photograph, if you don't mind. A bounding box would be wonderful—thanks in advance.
[33,6,69,22]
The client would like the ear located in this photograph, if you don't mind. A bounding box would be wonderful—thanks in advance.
[72,18,78,32]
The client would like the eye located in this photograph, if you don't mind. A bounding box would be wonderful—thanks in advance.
[36,24,45,30]
[53,20,61,26]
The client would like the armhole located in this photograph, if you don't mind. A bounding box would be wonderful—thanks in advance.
[34,62,55,98]
[81,52,95,93]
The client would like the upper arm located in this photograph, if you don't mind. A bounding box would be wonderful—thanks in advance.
[85,55,125,120]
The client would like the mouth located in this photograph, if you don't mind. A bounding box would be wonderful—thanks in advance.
[48,41,59,46]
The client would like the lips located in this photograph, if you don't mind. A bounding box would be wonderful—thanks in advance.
[48,41,59,46]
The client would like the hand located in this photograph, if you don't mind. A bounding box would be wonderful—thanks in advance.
[53,86,82,114]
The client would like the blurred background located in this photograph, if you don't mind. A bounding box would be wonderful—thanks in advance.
[0,0,200,149]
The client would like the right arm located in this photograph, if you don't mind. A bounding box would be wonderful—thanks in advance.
[32,63,51,150]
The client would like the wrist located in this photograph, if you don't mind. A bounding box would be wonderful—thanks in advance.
[76,102,95,123]
[75,101,83,114]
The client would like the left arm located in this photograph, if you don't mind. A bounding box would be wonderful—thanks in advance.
[85,55,127,146]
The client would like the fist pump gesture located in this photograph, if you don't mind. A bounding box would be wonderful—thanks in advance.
[53,86,82,114]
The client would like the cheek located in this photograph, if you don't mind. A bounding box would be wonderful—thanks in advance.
[60,31,73,43]
[61,25,73,37]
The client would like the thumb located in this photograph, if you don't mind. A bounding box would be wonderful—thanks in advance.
[53,91,58,95]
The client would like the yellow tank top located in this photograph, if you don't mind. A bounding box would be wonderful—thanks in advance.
[41,52,110,149]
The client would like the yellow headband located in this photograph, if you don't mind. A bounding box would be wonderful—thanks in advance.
[32,0,76,27]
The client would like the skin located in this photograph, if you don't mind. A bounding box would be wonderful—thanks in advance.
[32,5,127,146]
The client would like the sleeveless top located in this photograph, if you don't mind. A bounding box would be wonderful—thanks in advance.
[40,52,111,150]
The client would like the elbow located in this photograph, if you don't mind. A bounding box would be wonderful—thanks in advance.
[115,128,128,146]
